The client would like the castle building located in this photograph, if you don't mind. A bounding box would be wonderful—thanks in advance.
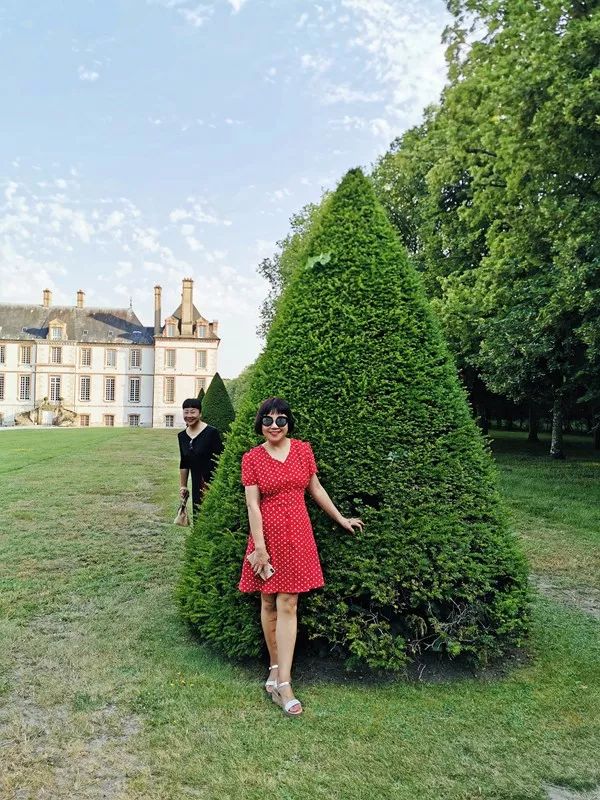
[0,278,219,428]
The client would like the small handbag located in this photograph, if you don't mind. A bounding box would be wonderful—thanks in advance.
[174,489,190,526]
[246,550,276,581]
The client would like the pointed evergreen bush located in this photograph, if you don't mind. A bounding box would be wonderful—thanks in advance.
[201,373,235,435]
[197,386,205,406]
[178,168,529,671]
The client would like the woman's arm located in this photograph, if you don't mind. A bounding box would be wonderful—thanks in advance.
[244,485,270,572]
[308,475,364,533]
[179,468,190,498]
[178,434,190,498]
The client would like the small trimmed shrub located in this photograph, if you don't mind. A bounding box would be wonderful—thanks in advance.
[178,168,529,671]
[201,373,235,435]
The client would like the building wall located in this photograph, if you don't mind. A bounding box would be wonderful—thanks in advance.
[152,335,219,428]
[0,336,220,428]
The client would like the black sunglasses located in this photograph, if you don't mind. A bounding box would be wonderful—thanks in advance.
[261,415,288,428]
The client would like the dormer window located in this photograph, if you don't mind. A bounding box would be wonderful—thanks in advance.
[167,323,177,337]
[197,324,207,338]
[50,326,62,340]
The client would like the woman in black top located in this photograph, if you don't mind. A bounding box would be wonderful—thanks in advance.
[178,398,223,511]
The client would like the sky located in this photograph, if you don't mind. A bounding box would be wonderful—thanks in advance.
[0,0,451,377]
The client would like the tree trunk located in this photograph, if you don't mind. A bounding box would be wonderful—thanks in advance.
[528,402,539,442]
[550,393,566,459]
[476,404,489,435]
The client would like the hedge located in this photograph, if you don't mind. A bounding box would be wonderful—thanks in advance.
[178,168,529,671]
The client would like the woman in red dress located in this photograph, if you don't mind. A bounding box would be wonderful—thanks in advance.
[239,397,363,717]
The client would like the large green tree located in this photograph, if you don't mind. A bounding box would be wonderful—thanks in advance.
[178,169,529,671]
[374,0,600,457]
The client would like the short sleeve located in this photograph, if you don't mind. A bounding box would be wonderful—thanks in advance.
[304,441,318,476]
[178,434,188,469]
[241,450,258,486]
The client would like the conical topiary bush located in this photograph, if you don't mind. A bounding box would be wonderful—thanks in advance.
[197,386,205,406]
[178,168,529,670]
[201,372,235,435]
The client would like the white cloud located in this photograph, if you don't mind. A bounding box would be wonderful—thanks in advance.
[339,0,449,139]
[227,0,248,12]
[321,85,383,104]
[179,6,210,27]
[78,65,99,82]
[170,208,189,223]
[267,187,292,203]
[186,236,204,251]
[133,227,161,252]
[300,53,333,74]
[169,198,231,226]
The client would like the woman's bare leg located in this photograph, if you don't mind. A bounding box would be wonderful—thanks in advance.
[261,593,278,686]
[275,593,300,709]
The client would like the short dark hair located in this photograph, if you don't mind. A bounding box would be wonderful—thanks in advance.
[182,398,201,410]
[254,397,295,435]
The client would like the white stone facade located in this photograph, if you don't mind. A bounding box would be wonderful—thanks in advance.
[0,279,220,428]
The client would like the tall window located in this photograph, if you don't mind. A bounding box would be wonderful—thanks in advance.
[164,349,176,368]
[0,345,5,364]
[104,415,114,427]
[80,347,92,366]
[167,323,177,337]
[165,414,174,428]
[164,376,175,403]
[79,415,90,427]
[80,376,91,401]
[130,349,141,368]
[104,377,115,401]
[196,378,206,395]
[197,325,207,338]
[50,326,62,340]
[51,346,62,364]
[0,374,4,400]
[49,376,61,402]
[128,414,140,427]
[19,375,31,400]
[19,345,32,364]
[105,348,117,367]
[196,350,207,370]
[129,377,141,403]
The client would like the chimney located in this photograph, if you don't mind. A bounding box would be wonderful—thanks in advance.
[76,289,85,308]
[210,320,219,337]
[154,285,162,335]
[42,289,52,308]
[181,278,194,337]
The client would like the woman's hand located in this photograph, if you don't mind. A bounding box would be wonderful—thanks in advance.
[179,486,189,500]
[339,517,364,534]
[251,545,271,575]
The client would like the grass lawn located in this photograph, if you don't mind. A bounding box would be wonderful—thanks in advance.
[0,427,598,800]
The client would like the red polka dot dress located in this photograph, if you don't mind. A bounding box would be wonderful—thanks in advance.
[238,438,325,594]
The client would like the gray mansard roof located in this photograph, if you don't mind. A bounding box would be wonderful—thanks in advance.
[0,304,154,344]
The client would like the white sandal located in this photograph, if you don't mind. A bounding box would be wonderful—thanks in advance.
[265,664,278,694]
[272,681,303,716]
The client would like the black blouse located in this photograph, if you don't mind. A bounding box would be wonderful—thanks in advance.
[178,425,223,507]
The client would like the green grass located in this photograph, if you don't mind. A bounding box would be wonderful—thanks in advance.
[490,430,600,589]
[0,428,598,800]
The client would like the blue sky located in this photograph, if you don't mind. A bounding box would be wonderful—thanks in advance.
[0,0,451,377]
